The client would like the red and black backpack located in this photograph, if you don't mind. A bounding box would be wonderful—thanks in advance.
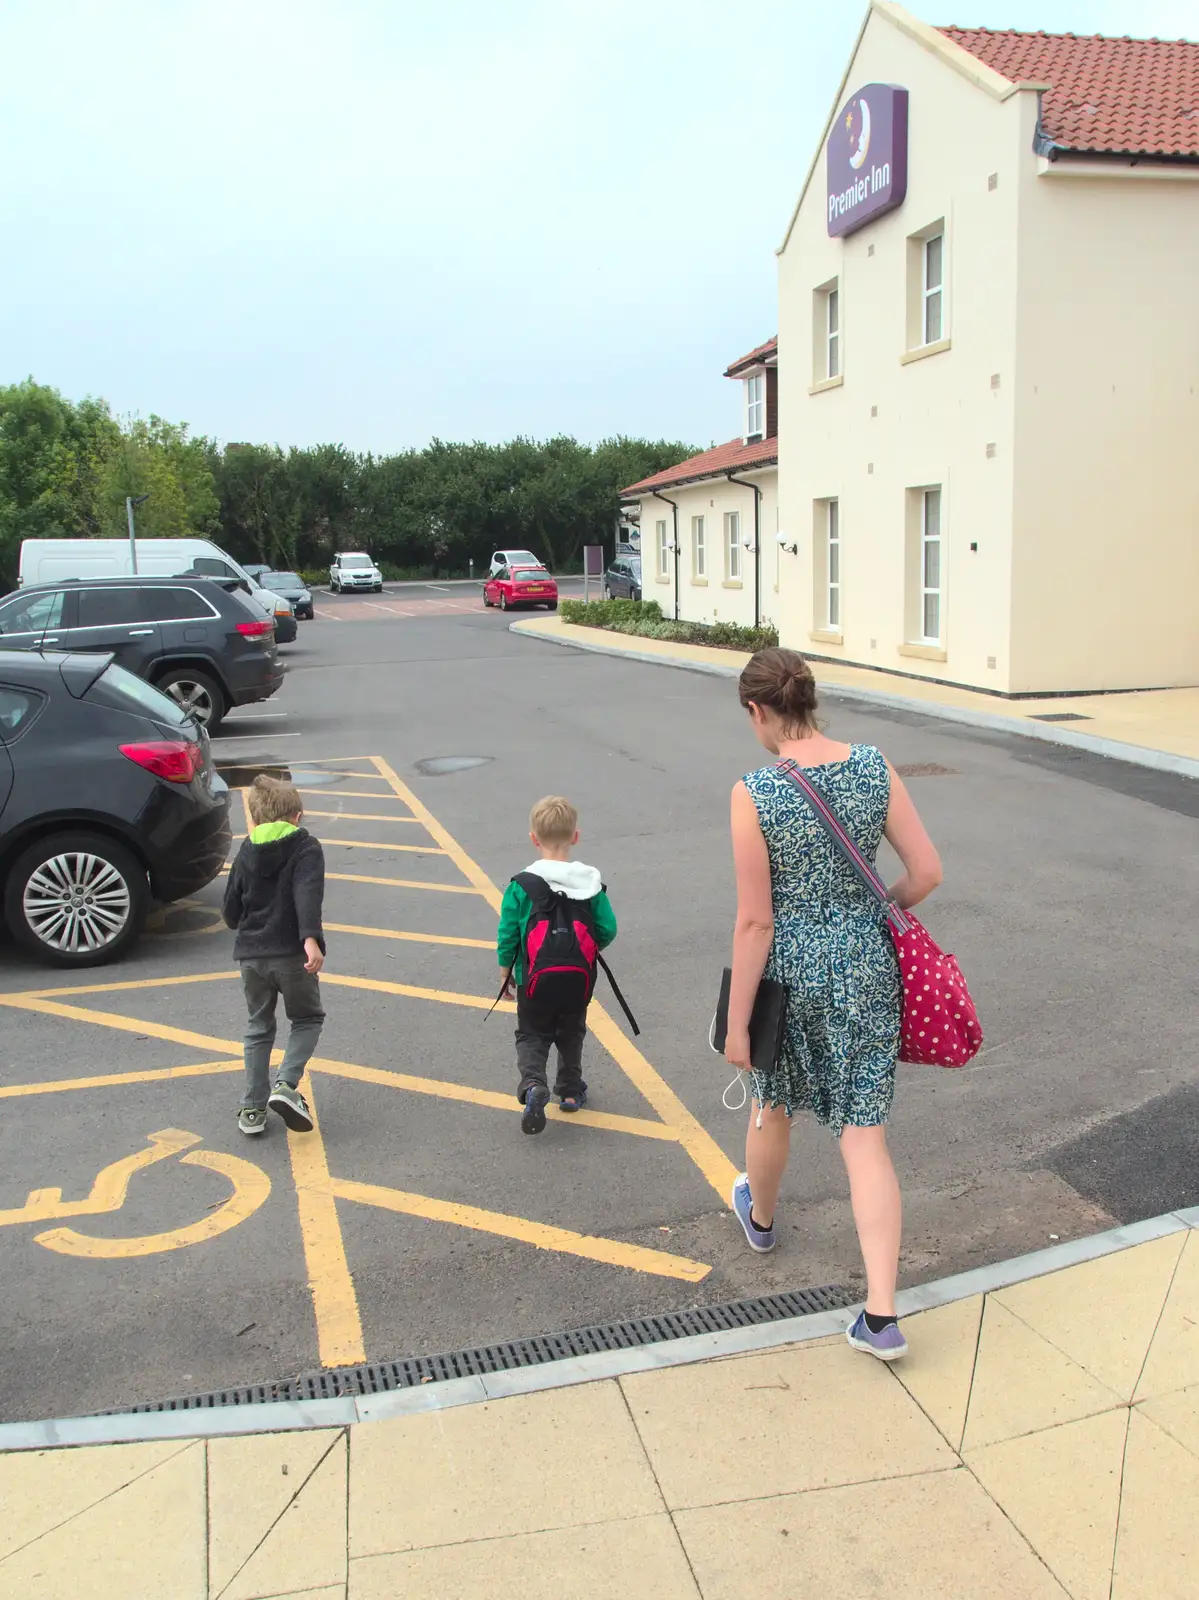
[493,873,639,1034]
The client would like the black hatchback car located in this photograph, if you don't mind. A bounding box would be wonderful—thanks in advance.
[0,576,282,731]
[0,652,232,966]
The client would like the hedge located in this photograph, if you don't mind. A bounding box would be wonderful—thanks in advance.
[558,598,777,653]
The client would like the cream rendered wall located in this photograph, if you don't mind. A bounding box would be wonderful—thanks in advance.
[1010,157,1199,691]
[636,473,778,628]
[778,9,1023,691]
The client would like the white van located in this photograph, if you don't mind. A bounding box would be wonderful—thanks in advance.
[17,539,275,617]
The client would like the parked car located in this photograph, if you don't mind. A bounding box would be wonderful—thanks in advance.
[259,571,314,620]
[488,548,541,578]
[483,564,558,611]
[263,591,298,643]
[241,563,273,581]
[0,576,282,732]
[604,555,643,601]
[18,538,278,621]
[0,651,232,966]
[329,552,383,593]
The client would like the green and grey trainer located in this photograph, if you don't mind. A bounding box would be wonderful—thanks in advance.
[238,1107,268,1136]
[269,1083,314,1132]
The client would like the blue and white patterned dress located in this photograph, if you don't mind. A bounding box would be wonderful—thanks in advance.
[742,746,901,1133]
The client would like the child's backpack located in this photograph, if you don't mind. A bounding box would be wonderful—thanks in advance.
[492,872,639,1034]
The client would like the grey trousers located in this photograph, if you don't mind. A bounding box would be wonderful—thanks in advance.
[515,991,587,1101]
[240,957,325,1110]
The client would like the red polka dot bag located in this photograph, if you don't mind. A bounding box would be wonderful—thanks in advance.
[778,761,983,1068]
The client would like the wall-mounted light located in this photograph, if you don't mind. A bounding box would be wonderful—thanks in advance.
[741,538,759,553]
[776,533,798,555]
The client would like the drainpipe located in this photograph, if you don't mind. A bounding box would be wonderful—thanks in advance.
[725,472,761,629]
[652,490,681,621]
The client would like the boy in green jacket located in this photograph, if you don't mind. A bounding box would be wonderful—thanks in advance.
[497,795,617,1134]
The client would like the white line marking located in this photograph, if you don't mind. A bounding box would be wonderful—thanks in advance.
[210,732,304,742]
[426,584,451,592]
[221,713,290,721]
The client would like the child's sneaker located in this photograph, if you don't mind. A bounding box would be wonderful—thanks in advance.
[846,1311,908,1362]
[269,1083,314,1132]
[557,1091,587,1113]
[238,1107,267,1136]
[521,1084,551,1134]
[731,1173,776,1253]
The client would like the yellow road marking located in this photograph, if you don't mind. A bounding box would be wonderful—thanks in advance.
[36,1148,271,1259]
[4,971,237,1000]
[369,754,739,1203]
[0,1128,199,1227]
[320,973,513,1011]
[0,1061,240,1098]
[0,993,241,1055]
[330,1177,711,1283]
[325,871,484,895]
[232,835,446,856]
[287,1083,366,1366]
[296,789,414,801]
[299,811,422,824]
[324,922,492,949]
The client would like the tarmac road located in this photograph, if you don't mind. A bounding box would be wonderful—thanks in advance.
[0,594,1195,1422]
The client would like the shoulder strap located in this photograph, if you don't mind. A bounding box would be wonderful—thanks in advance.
[512,871,553,903]
[596,952,640,1036]
[776,760,912,934]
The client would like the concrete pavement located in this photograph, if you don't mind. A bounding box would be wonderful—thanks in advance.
[2,1209,1196,1598]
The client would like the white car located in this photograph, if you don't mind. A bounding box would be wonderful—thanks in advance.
[488,548,541,579]
[329,552,383,593]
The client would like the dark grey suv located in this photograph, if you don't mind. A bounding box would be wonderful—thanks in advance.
[0,577,283,732]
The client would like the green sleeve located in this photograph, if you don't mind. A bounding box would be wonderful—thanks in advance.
[496,882,527,967]
[592,891,617,950]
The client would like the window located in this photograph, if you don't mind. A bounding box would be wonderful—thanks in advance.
[825,500,841,628]
[0,590,63,636]
[189,556,240,579]
[656,519,669,579]
[94,663,189,725]
[745,375,764,441]
[691,515,706,578]
[826,287,841,378]
[76,587,150,628]
[923,234,943,345]
[0,686,44,739]
[920,488,942,642]
[144,587,218,622]
[724,512,742,580]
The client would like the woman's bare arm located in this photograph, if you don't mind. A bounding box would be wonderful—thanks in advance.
[883,762,943,909]
[727,781,774,1062]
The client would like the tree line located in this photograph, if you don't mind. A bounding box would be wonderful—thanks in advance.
[0,379,695,588]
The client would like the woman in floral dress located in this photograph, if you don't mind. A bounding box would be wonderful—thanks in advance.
[725,648,943,1360]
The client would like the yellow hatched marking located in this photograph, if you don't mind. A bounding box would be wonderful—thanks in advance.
[0,1061,240,1097]
[327,870,484,895]
[296,789,415,801]
[330,1178,710,1283]
[320,973,513,1011]
[324,922,492,950]
[6,971,236,1000]
[299,811,422,824]
[368,755,739,1203]
[287,1083,366,1366]
[232,835,445,856]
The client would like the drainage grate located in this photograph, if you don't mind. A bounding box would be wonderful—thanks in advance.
[895,763,957,777]
[1030,712,1093,723]
[106,1285,856,1415]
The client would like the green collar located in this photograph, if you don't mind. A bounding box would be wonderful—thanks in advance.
[249,821,298,844]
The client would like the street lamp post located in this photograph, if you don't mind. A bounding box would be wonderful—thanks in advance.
[126,494,149,573]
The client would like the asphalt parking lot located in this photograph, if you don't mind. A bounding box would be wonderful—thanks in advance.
[1,584,1196,1422]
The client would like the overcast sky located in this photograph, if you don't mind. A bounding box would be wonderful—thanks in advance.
[1,1,1193,454]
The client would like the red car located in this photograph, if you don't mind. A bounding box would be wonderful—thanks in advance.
[483,563,558,611]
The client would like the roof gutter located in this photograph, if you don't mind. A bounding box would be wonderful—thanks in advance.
[650,490,681,622]
[725,472,762,630]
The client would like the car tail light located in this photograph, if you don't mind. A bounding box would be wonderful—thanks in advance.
[120,740,205,783]
[237,619,275,638]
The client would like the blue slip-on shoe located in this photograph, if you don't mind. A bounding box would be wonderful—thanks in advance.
[730,1172,776,1253]
[846,1311,908,1362]
[521,1084,551,1135]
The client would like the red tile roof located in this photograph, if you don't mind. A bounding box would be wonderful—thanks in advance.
[620,436,778,497]
[940,26,1199,159]
[724,335,778,378]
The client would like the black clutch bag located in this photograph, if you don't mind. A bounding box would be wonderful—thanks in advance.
[710,968,788,1073]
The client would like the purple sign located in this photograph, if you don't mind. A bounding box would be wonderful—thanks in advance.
[584,544,604,577]
[826,83,908,238]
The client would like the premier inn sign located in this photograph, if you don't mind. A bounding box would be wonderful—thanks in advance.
[827,83,909,237]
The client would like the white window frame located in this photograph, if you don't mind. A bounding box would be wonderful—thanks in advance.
[745,374,764,441]
[826,286,841,379]
[724,511,741,580]
[656,518,669,580]
[825,499,841,628]
[923,234,944,345]
[920,487,942,642]
[691,515,706,578]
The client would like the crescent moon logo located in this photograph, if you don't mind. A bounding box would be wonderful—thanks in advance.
[849,96,872,169]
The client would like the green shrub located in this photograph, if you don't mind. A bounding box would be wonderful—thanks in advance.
[559,598,776,653]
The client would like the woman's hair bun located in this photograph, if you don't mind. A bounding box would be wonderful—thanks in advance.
[738,647,820,730]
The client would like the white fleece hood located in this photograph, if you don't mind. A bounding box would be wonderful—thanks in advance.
[523,859,602,900]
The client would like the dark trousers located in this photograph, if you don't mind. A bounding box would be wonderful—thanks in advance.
[515,990,587,1102]
[240,956,325,1110]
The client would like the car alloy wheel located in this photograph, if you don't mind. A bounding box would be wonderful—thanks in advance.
[6,832,149,966]
[500,593,508,610]
[162,676,217,726]
[632,588,641,602]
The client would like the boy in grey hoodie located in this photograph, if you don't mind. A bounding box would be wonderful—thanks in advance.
[496,796,617,1134]
[222,775,326,1138]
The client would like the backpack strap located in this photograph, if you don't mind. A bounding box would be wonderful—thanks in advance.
[596,952,640,1036]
